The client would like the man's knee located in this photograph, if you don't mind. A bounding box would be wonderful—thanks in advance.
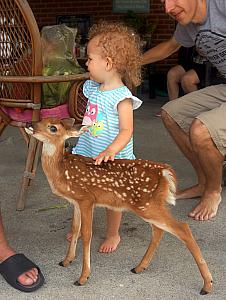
[167,67,176,79]
[161,109,175,127]
[161,109,169,120]
[181,72,199,92]
[167,66,177,78]
[190,119,211,148]
[167,65,183,83]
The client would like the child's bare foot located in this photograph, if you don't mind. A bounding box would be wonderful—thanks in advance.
[66,232,81,242]
[98,235,120,253]
[188,194,222,221]
[67,232,120,253]
[176,184,205,200]
[66,232,72,242]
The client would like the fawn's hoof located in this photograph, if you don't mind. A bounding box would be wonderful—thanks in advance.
[200,280,213,295]
[59,260,72,267]
[74,277,89,286]
[131,268,137,274]
[200,289,209,295]
[131,267,145,274]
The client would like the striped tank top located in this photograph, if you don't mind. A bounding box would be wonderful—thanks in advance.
[72,80,142,159]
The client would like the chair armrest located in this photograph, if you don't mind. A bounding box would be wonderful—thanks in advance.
[0,73,89,83]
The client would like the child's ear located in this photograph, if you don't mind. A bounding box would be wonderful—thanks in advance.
[106,57,113,71]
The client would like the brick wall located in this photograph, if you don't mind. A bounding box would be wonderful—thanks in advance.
[28,0,178,73]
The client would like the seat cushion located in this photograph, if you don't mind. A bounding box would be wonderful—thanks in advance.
[2,103,70,122]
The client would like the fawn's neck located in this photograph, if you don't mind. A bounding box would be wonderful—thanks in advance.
[41,142,92,202]
[41,142,64,177]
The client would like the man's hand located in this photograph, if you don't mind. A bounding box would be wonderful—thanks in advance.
[93,148,116,165]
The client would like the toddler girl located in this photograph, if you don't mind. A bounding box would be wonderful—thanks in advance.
[71,21,142,253]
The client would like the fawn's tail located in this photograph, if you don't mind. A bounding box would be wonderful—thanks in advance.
[162,168,176,206]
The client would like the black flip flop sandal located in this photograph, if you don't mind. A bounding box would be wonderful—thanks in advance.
[0,253,45,292]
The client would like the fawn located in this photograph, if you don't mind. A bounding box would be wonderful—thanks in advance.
[25,117,213,294]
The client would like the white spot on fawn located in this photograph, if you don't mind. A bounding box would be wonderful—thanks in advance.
[65,170,70,179]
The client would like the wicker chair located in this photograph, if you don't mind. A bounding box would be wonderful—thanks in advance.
[0,0,89,210]
[68,80,88,123]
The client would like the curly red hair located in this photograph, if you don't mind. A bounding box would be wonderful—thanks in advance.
[88,21,142,90]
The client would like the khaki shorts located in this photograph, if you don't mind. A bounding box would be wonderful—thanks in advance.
[162,84,226,156]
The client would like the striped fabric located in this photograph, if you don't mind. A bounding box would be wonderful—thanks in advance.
[72,80,142,159]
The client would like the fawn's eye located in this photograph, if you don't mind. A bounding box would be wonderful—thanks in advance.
[49,125,57,133]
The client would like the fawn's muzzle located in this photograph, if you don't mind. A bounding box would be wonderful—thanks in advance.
[25,121,37,134]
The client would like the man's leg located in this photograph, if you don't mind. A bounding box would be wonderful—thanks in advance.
[181,69,199,93]
[0,211,38,285]
[188,119,223,220]
[161,110,223,221]
[167,65,186,100]
[161,110,206,198]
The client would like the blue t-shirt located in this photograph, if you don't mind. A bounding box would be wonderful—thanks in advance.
[72,80,142,159]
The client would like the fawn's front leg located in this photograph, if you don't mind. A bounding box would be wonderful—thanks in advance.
[60,203,81,267]
[74,202,94,286]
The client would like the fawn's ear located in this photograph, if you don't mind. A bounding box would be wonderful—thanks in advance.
[67,124,89,137]
[61,118,76,129]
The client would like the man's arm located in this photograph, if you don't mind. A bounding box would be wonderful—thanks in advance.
[142,36,181,65]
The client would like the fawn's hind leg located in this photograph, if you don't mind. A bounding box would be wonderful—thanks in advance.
[152,214,213,295]
[132,224,164,274]
[60,204,81,267]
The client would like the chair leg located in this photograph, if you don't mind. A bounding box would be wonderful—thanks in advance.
[16,137,42,211]
[19,127,29,146]
[0,119,8,137]
[28,141,42,186]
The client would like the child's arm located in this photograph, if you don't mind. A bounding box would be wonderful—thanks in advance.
[94,98,133,165]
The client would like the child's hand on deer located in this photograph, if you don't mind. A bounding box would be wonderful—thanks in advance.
[93,147,116,165]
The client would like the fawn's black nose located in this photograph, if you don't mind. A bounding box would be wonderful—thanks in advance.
[25,121,38,129]
[25,121,33,129]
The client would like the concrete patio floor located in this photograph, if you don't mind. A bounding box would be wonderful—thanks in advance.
[0,94,226,300]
